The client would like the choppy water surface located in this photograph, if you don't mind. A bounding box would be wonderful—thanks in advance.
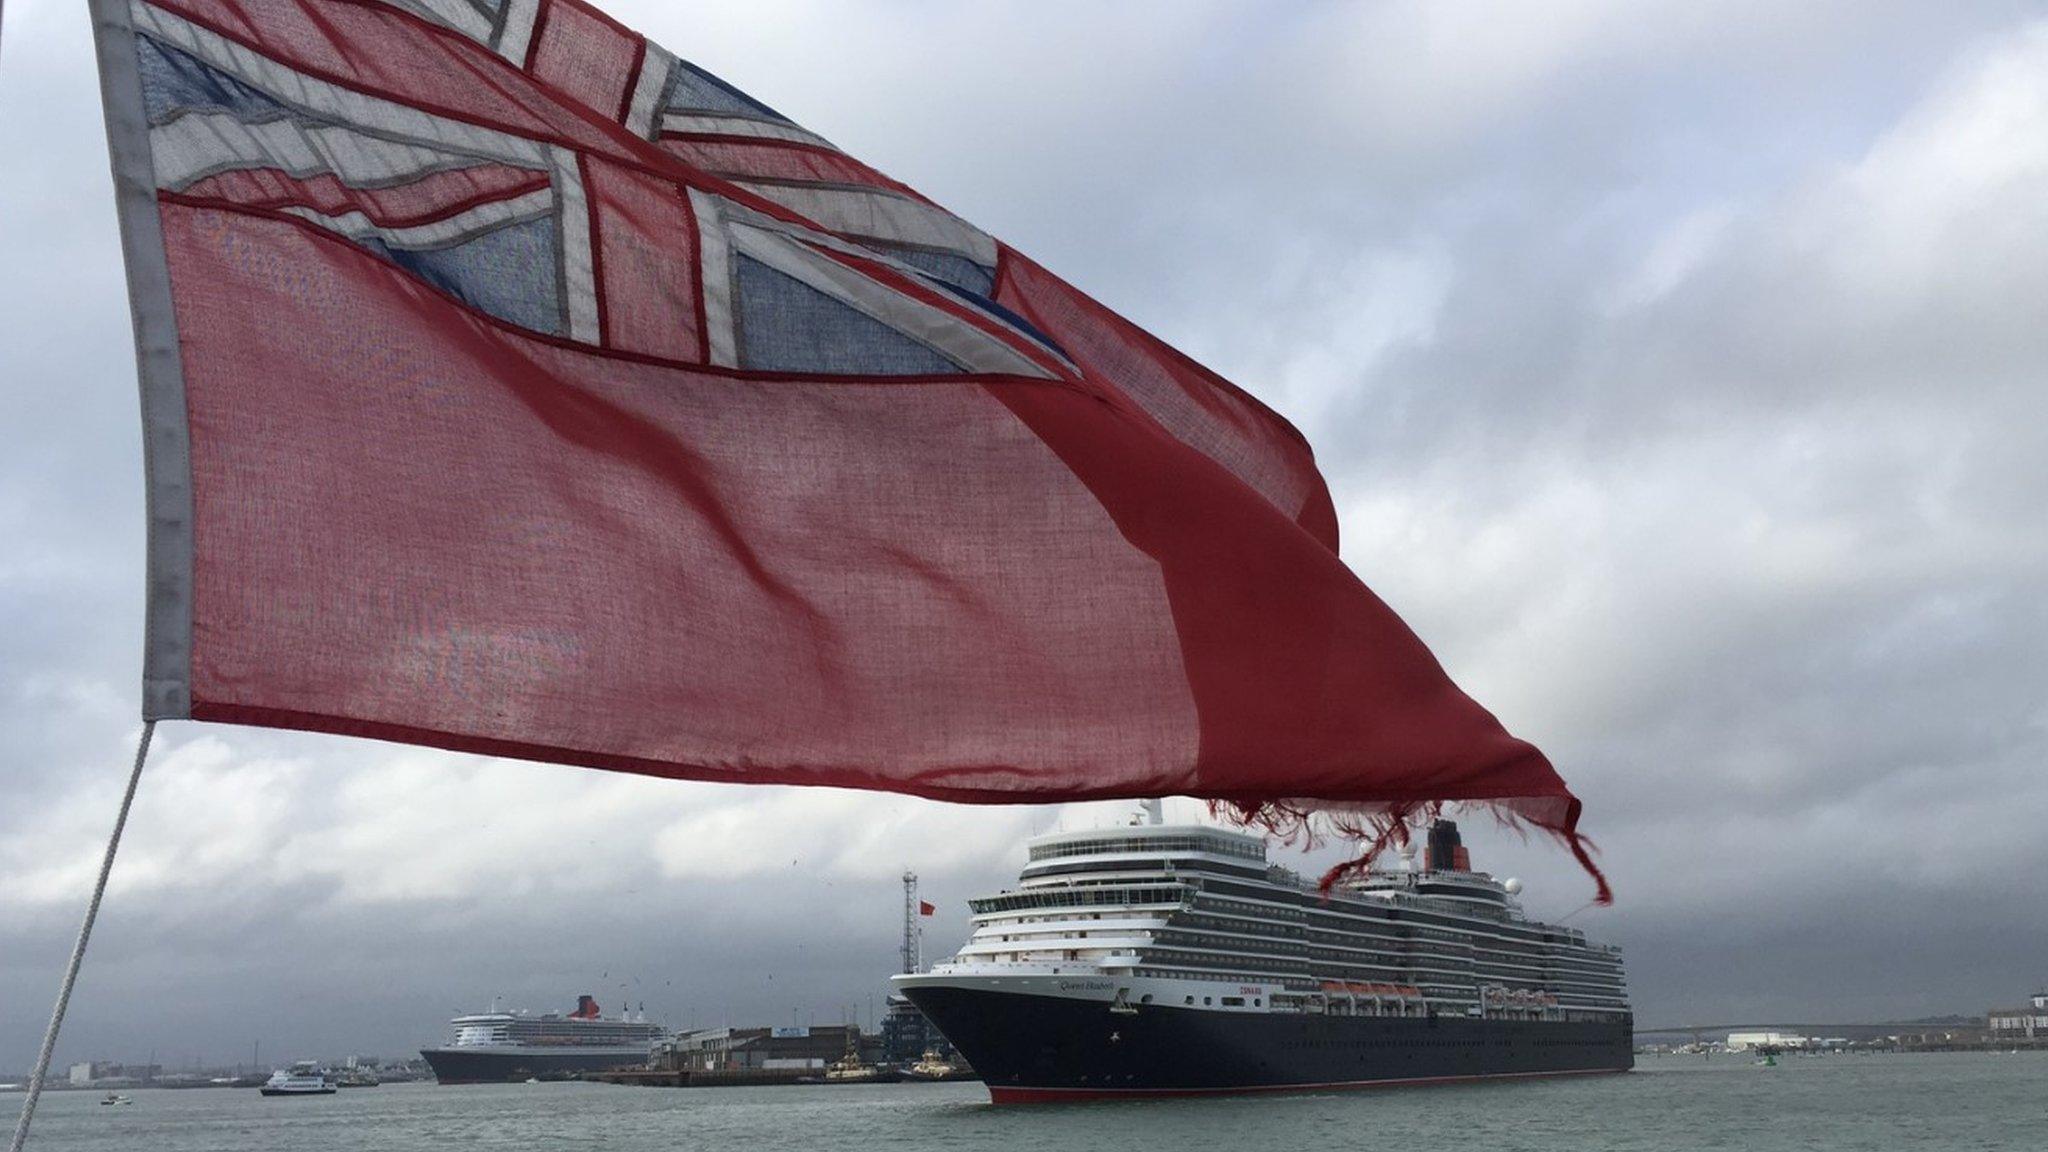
[18,1052,2044,1152]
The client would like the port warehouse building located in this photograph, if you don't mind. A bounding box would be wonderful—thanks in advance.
[67,1062,161,1087]
[657,1005,957,1073]
[1986,993,2048,1044]
[660,1025,871,1072]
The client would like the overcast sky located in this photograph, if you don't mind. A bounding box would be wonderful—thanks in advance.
[4,0,2047,1071]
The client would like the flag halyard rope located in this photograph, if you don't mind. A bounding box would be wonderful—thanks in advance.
[8,721,157,1152]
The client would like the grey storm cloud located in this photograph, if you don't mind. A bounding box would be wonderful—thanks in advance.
[5,0,2048,1069]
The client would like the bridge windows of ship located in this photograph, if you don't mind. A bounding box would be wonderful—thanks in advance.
[1027,835,1265,864]
[969,885,1185,915]
[1022,858,1269,882]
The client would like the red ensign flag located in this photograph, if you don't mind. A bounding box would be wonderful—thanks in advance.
[90,0,1604,896]
[919,902,936,918]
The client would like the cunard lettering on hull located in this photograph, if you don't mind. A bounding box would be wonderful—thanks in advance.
[894,815,1632,1100]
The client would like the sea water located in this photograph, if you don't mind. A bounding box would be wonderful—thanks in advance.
[15,1051,2043,1152]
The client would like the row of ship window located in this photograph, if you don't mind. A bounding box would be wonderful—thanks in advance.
[1192,897,1618,962]
[1197,896,1307,921]
[1196,878,1598,945]
[1192,929,1616,979]
[1005,913,1572,975]
[1023,859,1267,883]
[1179,915,1587,969]
[1150,934,1620,981]
[969,886,1183,914]
[1139,957,1627,1000]
[987,875,1609,964]
[1027,836,1265,863]
[1132,994,1264,1008]
[970,881,1613,963]
[1196,873,1597,926]
[1124,967,1626,1010]
[1024,910,1613,971]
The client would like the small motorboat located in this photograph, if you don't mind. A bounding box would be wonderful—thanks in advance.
[818,1045,900,1084]
[900,1050,975,1082]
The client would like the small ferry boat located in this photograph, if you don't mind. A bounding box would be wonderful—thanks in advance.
[98,1093,132,1106]
[259,1062,337,1096]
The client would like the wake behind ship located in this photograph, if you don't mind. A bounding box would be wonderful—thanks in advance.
[894,813,1631,1101]
[420,996,664,1084]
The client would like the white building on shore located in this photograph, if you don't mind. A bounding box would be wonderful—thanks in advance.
[1726,1031,1809,1052]
[1986,992,2048,1043]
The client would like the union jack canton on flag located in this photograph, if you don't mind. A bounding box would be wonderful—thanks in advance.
[89,0,1608,898]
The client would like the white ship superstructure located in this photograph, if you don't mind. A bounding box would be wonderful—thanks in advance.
[927,821,1626,1016]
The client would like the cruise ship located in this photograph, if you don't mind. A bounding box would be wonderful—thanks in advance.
[420,995,665,1084]
[894,810,1631,1101]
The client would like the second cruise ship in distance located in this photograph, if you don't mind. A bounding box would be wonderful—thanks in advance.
[420,995,665,1084]
[894,805,1631,1101]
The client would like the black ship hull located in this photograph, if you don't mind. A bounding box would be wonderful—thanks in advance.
[419,1047,649,1085]
[903,986,1632,1102]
